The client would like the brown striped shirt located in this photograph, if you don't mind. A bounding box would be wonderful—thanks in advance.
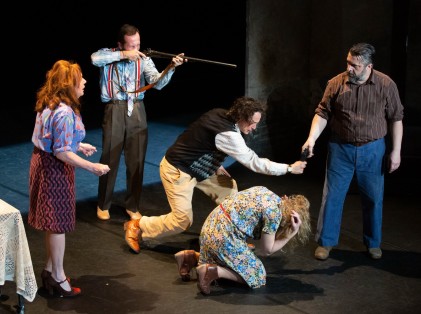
[315,69,404,143]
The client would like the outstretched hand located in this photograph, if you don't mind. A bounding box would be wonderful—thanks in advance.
[302,139,316,158]
[289,161,307,174]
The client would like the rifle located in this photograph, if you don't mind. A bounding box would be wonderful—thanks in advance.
[143,48,237,68]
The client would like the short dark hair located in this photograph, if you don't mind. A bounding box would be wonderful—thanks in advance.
[349,43,376,66]
[118,24,140,45]
[226,96,266,123]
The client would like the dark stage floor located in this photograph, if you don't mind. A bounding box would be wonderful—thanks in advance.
[1,122,420,314]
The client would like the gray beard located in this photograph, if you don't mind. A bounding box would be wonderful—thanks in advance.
[348,74,359,84]
[347,67,368,84]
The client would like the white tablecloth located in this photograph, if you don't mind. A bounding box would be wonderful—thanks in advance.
[0,199,37,302]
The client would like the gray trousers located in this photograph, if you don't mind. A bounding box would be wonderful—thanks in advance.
[97,100,147,212]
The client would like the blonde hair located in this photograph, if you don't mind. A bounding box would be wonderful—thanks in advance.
[275,195,311,251]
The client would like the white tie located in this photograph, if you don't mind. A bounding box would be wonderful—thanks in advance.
[126,73,136,117]
[127,93,134,117]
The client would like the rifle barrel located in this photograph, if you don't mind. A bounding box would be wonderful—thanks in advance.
[144,49,237,68]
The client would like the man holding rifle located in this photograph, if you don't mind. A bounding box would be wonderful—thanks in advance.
[91,24,186,221]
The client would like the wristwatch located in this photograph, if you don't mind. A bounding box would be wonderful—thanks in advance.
[287,165,293,173]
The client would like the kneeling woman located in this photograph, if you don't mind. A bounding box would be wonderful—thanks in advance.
[175,185,311,295]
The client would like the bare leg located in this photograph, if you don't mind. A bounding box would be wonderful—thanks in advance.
[197,263,247,294]
[44,232,52,272]
[217,266,246,284]
[46,231,71,291]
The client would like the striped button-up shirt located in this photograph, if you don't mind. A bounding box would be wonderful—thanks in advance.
[315,69,404,143]
[91,48,175,103]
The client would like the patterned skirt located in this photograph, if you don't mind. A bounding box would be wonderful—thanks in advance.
[28,147,76,233]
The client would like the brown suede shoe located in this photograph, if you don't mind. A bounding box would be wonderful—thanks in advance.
[174,250,198,282]
[97,207,110,220]
[196,264,218,295]
[124,219,141,254]
[314,246,332,260]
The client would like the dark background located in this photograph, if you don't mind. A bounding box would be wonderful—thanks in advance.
[3,1,419,150]
[5,0,246,146]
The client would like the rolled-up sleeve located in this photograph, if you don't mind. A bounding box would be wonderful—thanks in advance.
[143,57,175,90]
[91,48,121,67]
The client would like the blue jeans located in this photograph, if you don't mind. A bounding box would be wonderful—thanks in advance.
[315,138,385,248]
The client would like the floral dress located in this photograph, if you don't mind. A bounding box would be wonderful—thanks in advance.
[198,186,282,288]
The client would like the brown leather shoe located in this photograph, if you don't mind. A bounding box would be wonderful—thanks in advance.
[126,209,142,220]
[314,246,332,260]
[174,250,198,282]
[196,264,218,295]
[124,219,141,254]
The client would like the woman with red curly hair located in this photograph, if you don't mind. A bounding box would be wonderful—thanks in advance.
[29,60,110,297]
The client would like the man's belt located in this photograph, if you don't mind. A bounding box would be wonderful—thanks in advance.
[107,100,142,105]
[348,140,373,147]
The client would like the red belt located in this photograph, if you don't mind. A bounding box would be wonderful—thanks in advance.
[219,204,231,221]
